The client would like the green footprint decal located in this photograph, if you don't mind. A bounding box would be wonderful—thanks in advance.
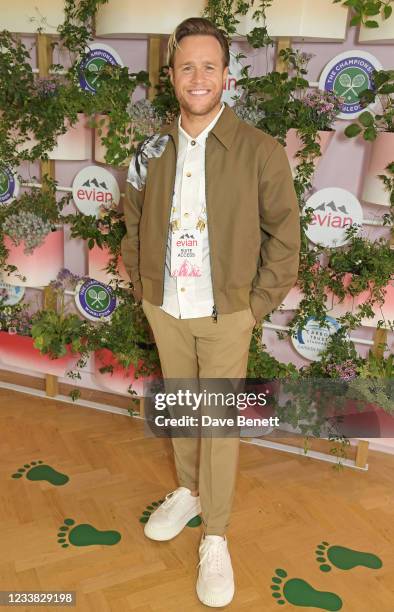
[271,568,342,610]
[139,499,202,528]
[57,518,121,548]
[11,460,69,486]
[316,541,383,572]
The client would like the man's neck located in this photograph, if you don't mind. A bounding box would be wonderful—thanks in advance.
[179,103,223,138]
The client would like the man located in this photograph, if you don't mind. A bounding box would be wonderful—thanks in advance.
[121,16,300,608]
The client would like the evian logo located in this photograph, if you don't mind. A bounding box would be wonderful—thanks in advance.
[176,233,197,247]
[72,166,120,217]
[311,200,352,229]
[305,187,363,248]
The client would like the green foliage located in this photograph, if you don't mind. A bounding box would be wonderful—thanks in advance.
[344,69,394,140]
[31,309,88,358]
[333,0,393,28]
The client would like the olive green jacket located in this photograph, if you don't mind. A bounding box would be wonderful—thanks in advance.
[121,101,301,324]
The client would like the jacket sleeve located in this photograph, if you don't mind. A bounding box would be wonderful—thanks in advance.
[250,140,301,324]
[120,181,145,302]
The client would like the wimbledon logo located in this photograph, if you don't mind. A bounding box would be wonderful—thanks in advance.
[75,279,117,321]
[72,166,120,217]
[304,187,363,248]
[0,166,20,204]
[79,43,123,93]
[319,50,382,120]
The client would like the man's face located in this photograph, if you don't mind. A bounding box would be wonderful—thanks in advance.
[169,34,228,117]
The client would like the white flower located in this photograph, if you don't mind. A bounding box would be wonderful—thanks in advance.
[127,133,170,191]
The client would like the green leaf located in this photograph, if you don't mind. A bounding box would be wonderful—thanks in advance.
[88,238,94,249]
[384,5,392,19]
[365,19,379,27]
[358,111,374,127]
[364,126,377,140]
[344,124,362,138]
[350,14,362,26]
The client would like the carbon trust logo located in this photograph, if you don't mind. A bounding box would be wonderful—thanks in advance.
[292,316,344,361]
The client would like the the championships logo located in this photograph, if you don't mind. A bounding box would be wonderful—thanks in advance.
[0,166,20,204]
[72,166,120,217]
[292,316,343,361]
[79,43,123,93]
[75,279,117,321]
[319,51,382,119]
[304,188,363,248]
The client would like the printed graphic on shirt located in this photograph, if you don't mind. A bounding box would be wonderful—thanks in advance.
[127,133,169,191]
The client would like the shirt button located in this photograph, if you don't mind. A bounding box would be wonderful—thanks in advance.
[184,212,189,217]
[180,287,186,292]
[191,140,196,146]
[186,171,191,177]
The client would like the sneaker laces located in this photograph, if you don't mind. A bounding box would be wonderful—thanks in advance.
[197,538,226,577]
[158,488,185,514]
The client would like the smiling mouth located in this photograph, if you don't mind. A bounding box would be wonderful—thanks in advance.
[188,89,210,96]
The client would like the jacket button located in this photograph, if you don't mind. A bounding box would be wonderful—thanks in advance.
[180,287,186,292]
[186,171,191,177]
[191,140,196,146]
[184,212,189,217]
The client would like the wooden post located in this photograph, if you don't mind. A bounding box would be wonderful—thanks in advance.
[148,35,161,101]
[372,328,387,359]
[37,33,59,399]
[275,37,291,72]
[355,440,369,469]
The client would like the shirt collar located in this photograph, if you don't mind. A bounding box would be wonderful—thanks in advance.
[178,102,225,146]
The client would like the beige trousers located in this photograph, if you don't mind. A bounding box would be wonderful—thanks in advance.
[141,299,255,536]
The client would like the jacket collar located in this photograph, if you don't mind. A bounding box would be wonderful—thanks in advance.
[159,101,239,151]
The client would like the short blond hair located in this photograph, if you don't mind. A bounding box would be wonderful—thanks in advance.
[167,17,230,69]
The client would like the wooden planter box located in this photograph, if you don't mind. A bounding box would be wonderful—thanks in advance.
[359,13,394,43]
[88,244,129,286]
[94,348,158,396]
[0,0,65,34]
[15,114,91,161]
[362,132,394,207]
[237,0,349,41]
[95,0,205,36]
[0,332,79,377]
[4,229,64,288]
[285,128,335,176]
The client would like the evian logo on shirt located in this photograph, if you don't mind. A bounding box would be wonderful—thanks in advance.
[176,233,197,247]
[305,187,363,248]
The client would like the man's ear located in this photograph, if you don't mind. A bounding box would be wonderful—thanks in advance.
[222,65,229,87]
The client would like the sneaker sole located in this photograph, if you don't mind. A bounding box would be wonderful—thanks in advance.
[144,507,201,541]
[196,578,234,607]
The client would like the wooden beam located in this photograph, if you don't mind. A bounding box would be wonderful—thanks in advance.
[372,327,388,359]
[37,33,59,397]
[148,35,161,101]
[355,440,369,468]
[275,37,291,72]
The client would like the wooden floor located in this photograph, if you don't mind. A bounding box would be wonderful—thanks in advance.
[1,387,394,612]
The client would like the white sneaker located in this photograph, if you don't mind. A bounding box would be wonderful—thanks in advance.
[144,487,201,541]
[196,534,235,607]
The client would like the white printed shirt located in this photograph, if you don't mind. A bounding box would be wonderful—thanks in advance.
[160,103,225,319]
